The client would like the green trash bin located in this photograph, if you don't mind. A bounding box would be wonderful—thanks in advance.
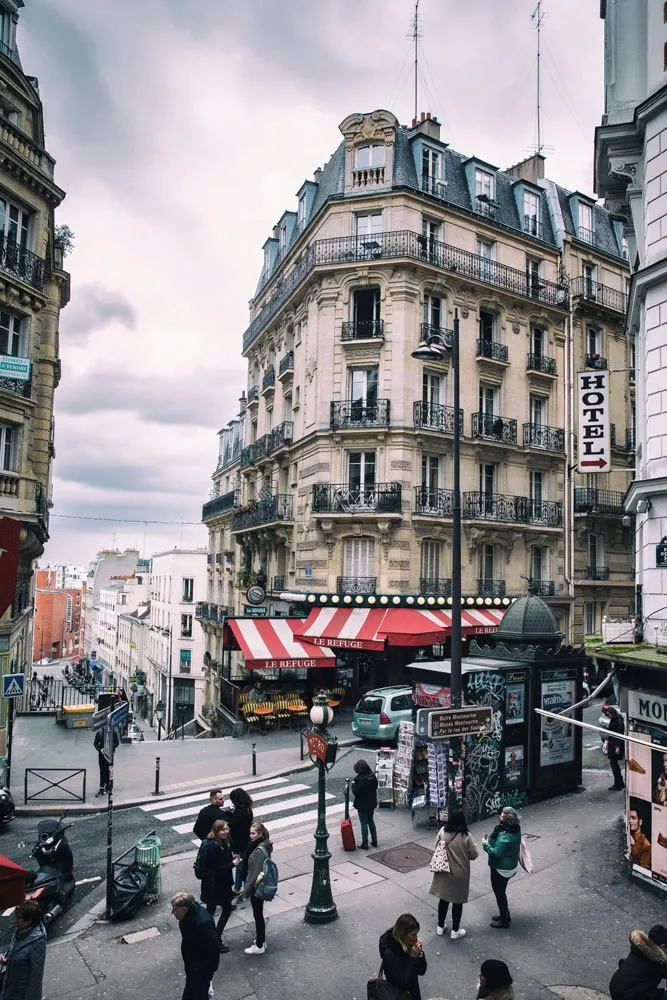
[135,836,161,899]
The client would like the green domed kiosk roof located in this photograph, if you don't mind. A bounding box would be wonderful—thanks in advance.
[496,595,563,645]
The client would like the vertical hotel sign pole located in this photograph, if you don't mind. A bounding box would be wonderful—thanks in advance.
[450,309,463,808]
[576,371,610,474]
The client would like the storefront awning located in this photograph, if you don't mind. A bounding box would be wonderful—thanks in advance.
[224,618,337,671]
[295,606,505,650]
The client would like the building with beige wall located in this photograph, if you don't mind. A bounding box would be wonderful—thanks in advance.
[0,1,69,770]
[199,108,634,713]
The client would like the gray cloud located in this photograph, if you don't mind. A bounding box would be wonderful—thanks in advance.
[62,283,137,344]
[53,460,183,494]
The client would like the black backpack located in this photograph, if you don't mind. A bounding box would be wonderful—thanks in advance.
[193,841,209,880]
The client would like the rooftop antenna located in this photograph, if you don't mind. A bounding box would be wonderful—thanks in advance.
[412,0,421,122]
[531,0,545,154]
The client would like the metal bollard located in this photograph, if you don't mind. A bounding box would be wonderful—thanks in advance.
[152,756,163,796]
[252,741,257,776]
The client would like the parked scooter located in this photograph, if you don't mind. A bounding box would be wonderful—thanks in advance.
[24,818,75,925]
[0,785,15,826]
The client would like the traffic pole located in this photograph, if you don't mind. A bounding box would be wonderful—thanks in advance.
[252,741,257,776]
[6,699,14,790]
[152,756,162,796]
[105,734,114,919]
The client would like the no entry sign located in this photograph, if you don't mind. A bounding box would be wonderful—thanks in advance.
[577,371,610,473]
[0,517,20,619]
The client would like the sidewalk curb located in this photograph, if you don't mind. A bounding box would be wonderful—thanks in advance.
[16,738,363,817]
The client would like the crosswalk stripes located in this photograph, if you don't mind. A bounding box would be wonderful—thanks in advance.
[140,775,346,849]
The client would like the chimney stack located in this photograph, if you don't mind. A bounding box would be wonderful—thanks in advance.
[314,167,322,183]
[409,113,441,142]
[239,391,247,416]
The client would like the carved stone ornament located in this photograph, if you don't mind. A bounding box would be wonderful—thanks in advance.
[339,109,398,145]
[304,355,318,383]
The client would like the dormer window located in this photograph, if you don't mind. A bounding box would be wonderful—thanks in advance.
[422,148,442,196]
[0,9,13,58]
[263,247,271,277]
[475,169,494,202]
[355,144,385,169]
[279,222,288,258]
[297,193,307,232]
[523,191,541,237]
[578,202,594,243]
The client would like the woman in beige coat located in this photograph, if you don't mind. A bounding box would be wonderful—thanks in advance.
[429,807,479,940]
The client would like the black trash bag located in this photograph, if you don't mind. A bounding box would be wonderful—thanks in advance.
[107,863,148,922]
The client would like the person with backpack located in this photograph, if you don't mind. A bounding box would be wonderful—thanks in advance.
[242,822,276,956]
[193,820,234,954]
[228,788,254,895]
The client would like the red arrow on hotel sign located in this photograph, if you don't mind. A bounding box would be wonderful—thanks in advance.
[0,517,21,619]
[579,457,608,468]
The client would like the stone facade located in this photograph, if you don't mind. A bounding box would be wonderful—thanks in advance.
[0,4,69,766]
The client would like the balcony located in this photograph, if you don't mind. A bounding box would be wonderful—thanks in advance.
[266,420,293,454]
[243,229,569,351]
[330,399,390,430]
[278,350,294,380]
[522,423,565,452]
[312,482,402,515]
[240,436,268,469]
[261,367,275,395]
[420,322,452,348]
[571,276,627,315]
[463,492,562,526]
[574,488,626,515]
[471,412,517,445]
[337,576,377,594]
[626,427,635,451]
[247,385,259,408]
[586,566,610,581]
[414,486,454,517]
[421,175,447,198]
[477,579,506,598]
[419,578,452,596]
[202,489,240,521]
[413,401,463,435]
[231,494,294,532]
[577,226,595,244]
[475,197,497,218]
[0,234,45,291]
[585,354,607,369]
[341,319,384,342]
[528,581,556,597]
[0,374,30,398]
[476,339,509,363]
[526,353,556,376]
[522,215,543,239]
[207,553,214,565]
[272,576,285,593]
[196,602,210,621]
[351,166,385,189]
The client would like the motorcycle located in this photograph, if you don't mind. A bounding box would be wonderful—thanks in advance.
[0,785,15,825]
[24,818,75,925]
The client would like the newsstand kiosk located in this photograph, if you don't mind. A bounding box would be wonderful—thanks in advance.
[402,596,585,823]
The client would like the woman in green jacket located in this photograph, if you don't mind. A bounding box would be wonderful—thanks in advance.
[482,806,521,930]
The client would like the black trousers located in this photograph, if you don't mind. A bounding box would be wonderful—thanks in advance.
[182,974,210,1000]
[437,899,462,931]
[206,898,232,936]
[98,753,110,791]
[251,895,265,947]
[490,868,511,925]
[610,754,625,787]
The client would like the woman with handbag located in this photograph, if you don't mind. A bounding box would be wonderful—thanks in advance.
[376,913,427,1000]
[482,806,521,930]
[429,807,478,940]
[196,819,234,953]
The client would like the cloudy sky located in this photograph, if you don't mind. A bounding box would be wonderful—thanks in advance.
[20,0,605,566]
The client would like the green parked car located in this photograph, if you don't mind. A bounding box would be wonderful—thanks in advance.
[352,686,413,742]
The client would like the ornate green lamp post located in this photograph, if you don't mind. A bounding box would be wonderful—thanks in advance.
[304,692,338,924]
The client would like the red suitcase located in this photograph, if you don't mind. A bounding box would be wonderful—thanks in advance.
[341,777,356,851]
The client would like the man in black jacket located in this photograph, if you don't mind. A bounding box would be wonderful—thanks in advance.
[610,926,667,1000]
[193,789,231,842]
[93,727,120,797]
[603,704,626,790]
[171,891,220,1000]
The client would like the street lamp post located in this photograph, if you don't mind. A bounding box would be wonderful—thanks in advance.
[304,693,338,925]
[155,703,164,742]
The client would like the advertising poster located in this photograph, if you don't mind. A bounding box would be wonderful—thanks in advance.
[505,684,525,725]
[503,745,524,786]
[414,683,451,709]
[539,679,575,767]
[628,795,653,872]
[626,724,667,887]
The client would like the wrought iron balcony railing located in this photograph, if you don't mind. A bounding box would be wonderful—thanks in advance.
[0,234,44,290]
[243,230,569,350]
[195,602,209,621]
[471,412,517,444]
[585,353,607,369]
[337,576,377,594]
[330,398,390,430]
[574,488,626,515]
[420,322,453,347]
[414,486,454,517]
[419,577,452,596]
[231,494,294,532]
[463,492,562,526]
[475,197,497,218]
[626,427,635,451]
[266,420,293,454]
[247,385,259,404]
[272,576,285,592]
[207,553,214,565]
[341,319,384,341]
[577,226,595,244]
[202,489,240,521]
[526,353,556,375]
[522,423,565,452]
[240,436,268,469]
[312,482,402,515]
[528,581,556,597]
[261,367,275,392]
[476,339,509,362]
[413,401,463,434]
[421,175,447,198]
[523,215,543,238]
[477,579,506,598]
[571,276,627,314]
[278,350,294,376]
[0,374,31,398]
[586,566,610,580]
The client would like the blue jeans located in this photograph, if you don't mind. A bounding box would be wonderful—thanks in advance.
[234,860,245,891]
[358,808,377,846]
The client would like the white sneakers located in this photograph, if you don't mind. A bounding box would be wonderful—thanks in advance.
[436,925,445,936]
[451,928,466,940]
[244,942,266,955]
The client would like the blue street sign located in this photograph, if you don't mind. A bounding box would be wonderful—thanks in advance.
[3,673,24,698]
[108,701,129,729]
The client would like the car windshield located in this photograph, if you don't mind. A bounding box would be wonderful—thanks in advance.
[356,696,383,715]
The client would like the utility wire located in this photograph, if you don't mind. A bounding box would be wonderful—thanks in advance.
[50,513,203,526]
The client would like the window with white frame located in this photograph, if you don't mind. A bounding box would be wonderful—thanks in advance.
[265,407,273,432]
[355,212,383,238]
[479,309,496,346]
[182,578,194,603]
[355,144,385,169]
[526,256,542,296]
[342,537,375,579]
[283,392,292,422]
[530,325,544,357]
[420,539,441,582]
[530,470,545,503]
[475,169,494,201]
[348,366,378,409]
[0,196,32,249]
[586,326,601,357]
[479,462,496,497]
[181,614,193,638]
[420,217,441,261]
[585,601,600,635]
[579,201,594,240]
[297,193,307,231]
[479,384,498,418]
[587,533,604,573]
[279,222,287,256]
[423,294,442,330]
[480,543,495,581]
[348,451,376,491]
[422,148,442,192]
[531,545,548,582]
[352,287,381,334]
[477,239,494,281]
[421,454,440,493]
[582,262,596,297]
[423,371,442,407]
[0,310,23,357]
[262,247,271,277]
[0,10,12,51]
[523,190,540,233]
[0,423,16,471]
[529,394,546,428]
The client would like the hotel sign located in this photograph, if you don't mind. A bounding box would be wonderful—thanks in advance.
[577,371,610,473]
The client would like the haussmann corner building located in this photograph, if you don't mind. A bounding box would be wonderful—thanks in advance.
[198,108,634,720]
[0,0,69,768]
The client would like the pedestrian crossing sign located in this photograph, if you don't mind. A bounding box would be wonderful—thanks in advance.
[3,673,24,698]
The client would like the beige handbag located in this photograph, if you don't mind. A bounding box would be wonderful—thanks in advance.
[429,835,450,873]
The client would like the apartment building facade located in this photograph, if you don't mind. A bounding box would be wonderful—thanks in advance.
[0,1,69,765]
[97,575,149,686]
[33,567,81,661]
[82,549,143,669]
[199,108,634,705]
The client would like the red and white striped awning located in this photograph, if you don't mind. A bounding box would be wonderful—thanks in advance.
[224,618,336,671]
[295,606,505,650]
